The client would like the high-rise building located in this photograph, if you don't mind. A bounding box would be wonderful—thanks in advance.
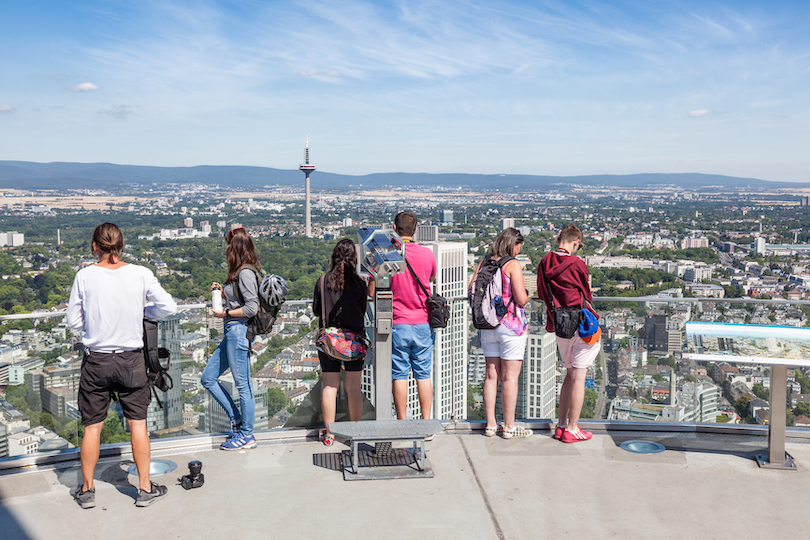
[754,237,767,255]
[414,225,439,243]
[430,241,469,420]
[501,218,515,230]
[440,210,454,224]
[518,330,558,419]
[204,375,269,434]
[184,217,193,228]
[146,313,184,435]
[361,241,469,420]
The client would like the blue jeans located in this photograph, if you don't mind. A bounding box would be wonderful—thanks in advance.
[201,320,254,435]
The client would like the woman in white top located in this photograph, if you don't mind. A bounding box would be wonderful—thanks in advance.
[67,223,176,508]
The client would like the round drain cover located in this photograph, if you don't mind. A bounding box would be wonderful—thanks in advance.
[619,440,666,454]
[127,459,178,477]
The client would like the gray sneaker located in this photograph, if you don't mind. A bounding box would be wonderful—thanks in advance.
[74,486,95,509]
[136,482,168,507]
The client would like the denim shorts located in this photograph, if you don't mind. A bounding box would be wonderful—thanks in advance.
[392,324,434,380]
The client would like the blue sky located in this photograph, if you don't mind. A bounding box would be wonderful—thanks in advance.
[1,1,809,182]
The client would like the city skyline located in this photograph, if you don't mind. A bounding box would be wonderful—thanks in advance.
[2,1,809,182]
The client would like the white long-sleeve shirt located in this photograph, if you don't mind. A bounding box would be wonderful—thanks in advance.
[66,264,177,352]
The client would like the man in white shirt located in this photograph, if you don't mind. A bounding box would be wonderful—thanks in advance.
[67,223,177,508]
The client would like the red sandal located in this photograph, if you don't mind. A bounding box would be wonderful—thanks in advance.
[321,433,335,447]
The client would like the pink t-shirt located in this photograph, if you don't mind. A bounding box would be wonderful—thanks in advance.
[391,242,437,325]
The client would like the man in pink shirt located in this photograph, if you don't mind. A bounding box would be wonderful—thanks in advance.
[390,211,437,420]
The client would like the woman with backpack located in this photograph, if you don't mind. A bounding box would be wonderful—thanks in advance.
[313,238,369,446]
[203,225,261,451]
[469,228,532,438]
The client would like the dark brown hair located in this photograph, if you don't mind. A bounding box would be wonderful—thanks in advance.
[226,228,260,283]
[558,224,584,244]
[92,222,124,263]
[326,238,362,291]
[491,227,524,258]
[394,211,418,237]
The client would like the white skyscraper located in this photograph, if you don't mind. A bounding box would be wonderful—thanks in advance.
[361,240,469,421]
[501,218,515,230]
[519,330,558,419]
[754,237,766,255]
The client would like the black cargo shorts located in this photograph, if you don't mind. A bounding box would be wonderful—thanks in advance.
[78,349,149,426]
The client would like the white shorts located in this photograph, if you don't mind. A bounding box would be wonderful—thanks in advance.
[556,335,601,369]
[480,326,528,360]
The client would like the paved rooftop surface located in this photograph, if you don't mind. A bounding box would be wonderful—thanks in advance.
[1,428,809,540]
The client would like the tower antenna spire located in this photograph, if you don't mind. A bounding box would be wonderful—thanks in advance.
[299,135,316,238]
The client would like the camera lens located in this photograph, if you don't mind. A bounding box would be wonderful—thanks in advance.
[188,460,202,476]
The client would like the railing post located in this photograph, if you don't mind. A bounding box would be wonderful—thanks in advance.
[374,289,394,421]
[756,364,796,469]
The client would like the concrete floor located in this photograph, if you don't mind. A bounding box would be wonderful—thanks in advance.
[1,430,809,540]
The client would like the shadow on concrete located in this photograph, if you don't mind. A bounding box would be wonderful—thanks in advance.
[0,506,34,540]
[312,451,344,473]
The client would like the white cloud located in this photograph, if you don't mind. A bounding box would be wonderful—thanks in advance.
[97,104,133,119]
[0,104,13,113]
[68,82,99,92]
[298,69,341,78]
[688,108,710,117]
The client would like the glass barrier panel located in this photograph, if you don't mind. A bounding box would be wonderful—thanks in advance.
[1,313,83,462]
[4,295,810,464]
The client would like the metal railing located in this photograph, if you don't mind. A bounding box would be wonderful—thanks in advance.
[2,294,810,470]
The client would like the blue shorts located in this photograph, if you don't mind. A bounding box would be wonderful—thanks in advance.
[391,324,434,380]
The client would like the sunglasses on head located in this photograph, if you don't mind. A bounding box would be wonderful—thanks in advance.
[225,226,247,242]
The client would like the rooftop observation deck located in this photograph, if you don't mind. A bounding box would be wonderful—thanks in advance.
[3,296,810,539]
[2,422,809,540]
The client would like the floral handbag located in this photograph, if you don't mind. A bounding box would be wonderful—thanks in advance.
[315,327,369,361]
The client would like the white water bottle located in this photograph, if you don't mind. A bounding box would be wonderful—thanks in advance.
[212,289,223,312]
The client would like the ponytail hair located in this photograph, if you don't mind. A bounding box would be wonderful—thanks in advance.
[327,238,360,291]
[92,222,124,263]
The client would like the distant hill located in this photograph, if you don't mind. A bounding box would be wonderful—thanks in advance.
[1,160,805,191]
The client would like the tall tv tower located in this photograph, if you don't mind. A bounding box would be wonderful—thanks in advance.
[299,136,316,238]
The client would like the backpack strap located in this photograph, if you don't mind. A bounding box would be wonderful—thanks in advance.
[232,264,261,306]
[495,256,517,312]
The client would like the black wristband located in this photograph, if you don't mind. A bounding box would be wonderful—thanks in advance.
[224,309,230,318]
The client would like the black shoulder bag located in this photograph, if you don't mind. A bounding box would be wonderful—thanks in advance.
[540,266,583,339]
[405,259,450,329]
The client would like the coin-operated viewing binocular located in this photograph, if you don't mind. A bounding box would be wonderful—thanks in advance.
[358,228,406,285]
[181,460,204,490]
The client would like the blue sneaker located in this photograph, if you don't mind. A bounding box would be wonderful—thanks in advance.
[221,433,257,451]
[226,421,242,440]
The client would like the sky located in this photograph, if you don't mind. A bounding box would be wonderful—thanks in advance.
[1,0,809,182]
